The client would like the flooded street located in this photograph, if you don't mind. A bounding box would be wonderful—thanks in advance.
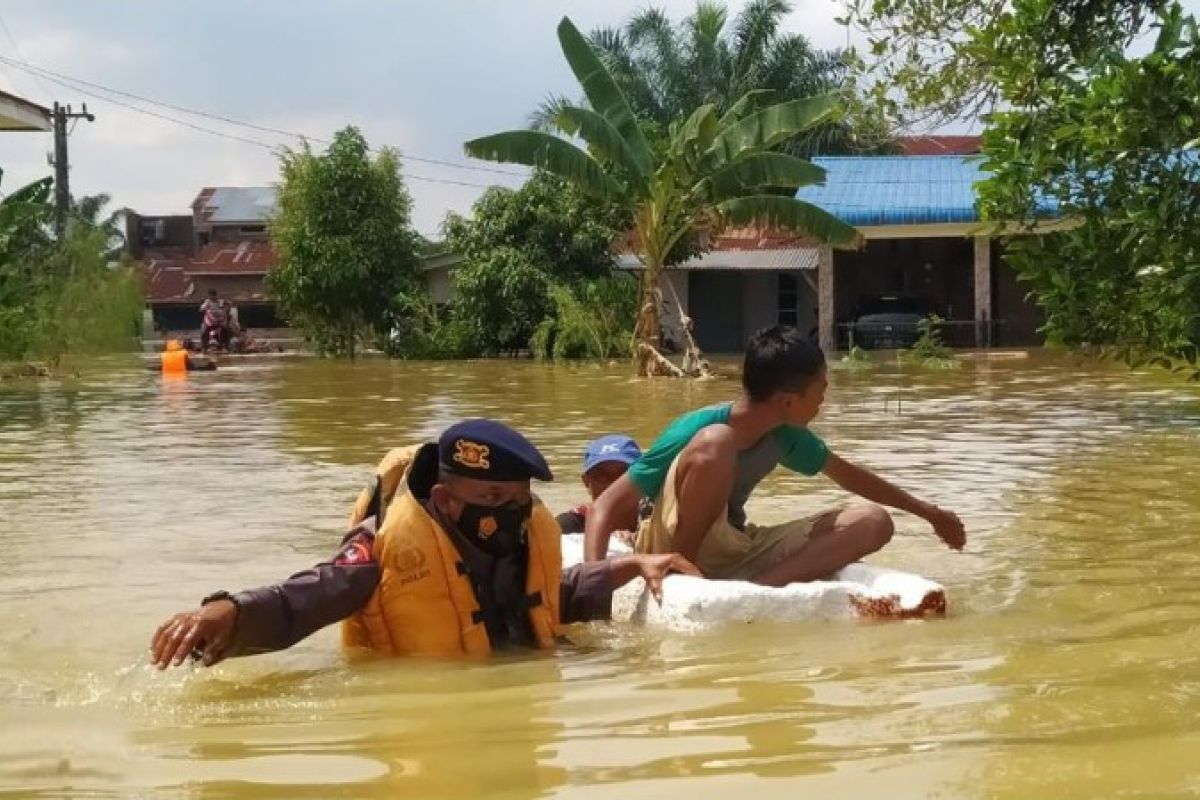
[2,353,1199,798]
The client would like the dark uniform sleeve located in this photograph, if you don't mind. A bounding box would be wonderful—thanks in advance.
[559,561,615,624]
[215,521,382,658]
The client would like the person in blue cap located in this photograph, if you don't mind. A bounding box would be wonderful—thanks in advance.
[149,419,698,667]
[555,434,645,535]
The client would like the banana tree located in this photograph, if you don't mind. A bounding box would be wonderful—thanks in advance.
[465,17,861,376]
[0,172,52,268]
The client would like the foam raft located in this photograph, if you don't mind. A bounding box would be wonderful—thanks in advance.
[561,534,946,633]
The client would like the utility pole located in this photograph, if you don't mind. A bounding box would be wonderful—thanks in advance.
[50,102,95,237]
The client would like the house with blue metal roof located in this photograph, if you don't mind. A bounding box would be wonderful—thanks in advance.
[641,155,1062,353]
[799,155,990,227]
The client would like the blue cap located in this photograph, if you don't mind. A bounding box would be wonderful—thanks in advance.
[438,420,553,482]
[582,434,642,474]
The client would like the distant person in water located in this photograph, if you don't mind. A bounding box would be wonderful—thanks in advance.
[157,339,215,374]
[584,325,966,586]
[555,435,646,537]
[199,289,231,352]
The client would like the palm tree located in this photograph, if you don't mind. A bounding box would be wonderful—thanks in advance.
[69,193,127,260]
[466,17,861,377]
[530,0,878,157]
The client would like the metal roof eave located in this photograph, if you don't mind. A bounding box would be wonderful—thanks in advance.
[0,89,51,132]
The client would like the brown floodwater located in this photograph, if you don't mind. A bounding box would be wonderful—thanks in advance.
[1,352,1199,799]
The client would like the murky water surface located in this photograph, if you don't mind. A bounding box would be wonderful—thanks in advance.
[2,353,1199,798]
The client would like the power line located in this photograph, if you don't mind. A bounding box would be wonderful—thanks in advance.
[0,54,529,178]
[0,55,503,190]
[408,174,496,189]
[12,62,285,149]
[0,9,52,101]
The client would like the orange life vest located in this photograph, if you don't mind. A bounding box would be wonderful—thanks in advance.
[347,445,422,531]
[160,348,188,374]
[342,446,562,657]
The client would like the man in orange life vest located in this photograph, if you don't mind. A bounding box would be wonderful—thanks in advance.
[150,419,697,667]
[157,339,215,374]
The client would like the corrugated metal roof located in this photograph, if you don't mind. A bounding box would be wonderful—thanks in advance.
[421,252,464,272]
[0,88,51,131]
[895,136,982,156]
[798,156,989,226]
[798,155,1064,226]
[204,187,277,223]
[619,247,818,271]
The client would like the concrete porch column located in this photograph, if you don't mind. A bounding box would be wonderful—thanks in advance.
[818,244,836,353]
[973,235,992,348]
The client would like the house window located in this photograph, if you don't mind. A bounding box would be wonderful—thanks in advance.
[240,224,267,235]
[140,219,165,245]
[778,273,799,327]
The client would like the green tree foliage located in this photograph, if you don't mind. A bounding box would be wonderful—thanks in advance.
[0,176,53,360]
[531,276,639,360]
[843,0,1170,129]
[0,174,142,366]
[448,247,555,356]
[443,171,629,285]
[386,288,473,360]
[901,314,959,369]
[27,227,143,362]
[466,16,860,376]
[70,193,127,260]
[419,171,634,358]
[534,0,888,155]
[980,7,1200,373]
[269,126,421,358]
[847,0,1200,376]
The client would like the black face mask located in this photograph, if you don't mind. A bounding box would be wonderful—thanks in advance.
[457,500,533,556]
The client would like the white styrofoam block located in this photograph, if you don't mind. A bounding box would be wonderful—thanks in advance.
[560,531,631,567]
[561,533,946,631]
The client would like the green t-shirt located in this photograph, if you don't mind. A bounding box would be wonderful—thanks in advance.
[628,403,828,518]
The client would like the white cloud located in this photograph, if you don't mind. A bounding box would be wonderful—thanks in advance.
[0,0,881,236]
[19,29,141,67]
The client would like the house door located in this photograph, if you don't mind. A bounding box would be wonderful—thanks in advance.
[689,271,745,353]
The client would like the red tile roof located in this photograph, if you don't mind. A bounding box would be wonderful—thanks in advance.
[140,240,276,303]
[141,260,271,303]
[895,135,981,156]
[709,226,819,251]
[142,262,193,303]
[188,241,275,275]
[619,225,819,256]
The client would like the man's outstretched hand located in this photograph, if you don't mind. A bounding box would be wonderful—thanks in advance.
[150,600,237,669]
[633,552,702,604]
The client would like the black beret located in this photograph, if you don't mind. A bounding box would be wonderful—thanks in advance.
[438,419,553,482]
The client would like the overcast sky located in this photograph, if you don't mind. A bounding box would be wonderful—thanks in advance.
[0,0,862,235]
[1,1,1189,237]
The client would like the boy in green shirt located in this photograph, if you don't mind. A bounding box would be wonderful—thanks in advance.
[584,326,965,584]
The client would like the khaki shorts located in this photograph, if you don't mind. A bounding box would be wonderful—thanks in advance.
[635,453,839,580]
